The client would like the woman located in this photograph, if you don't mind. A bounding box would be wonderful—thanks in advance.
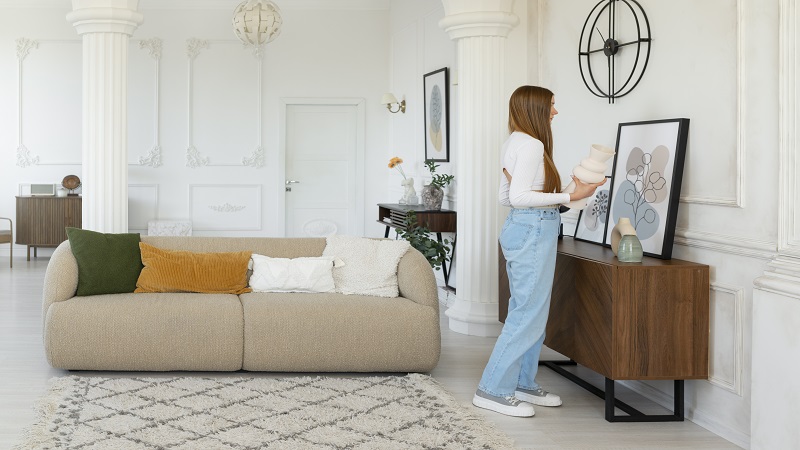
[473,86,605,417]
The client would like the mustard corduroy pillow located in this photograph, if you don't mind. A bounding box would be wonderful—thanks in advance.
[135,242,252,294]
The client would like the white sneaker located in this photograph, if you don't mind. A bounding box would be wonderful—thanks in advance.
[472,390,535,417]
[515,387,562,407]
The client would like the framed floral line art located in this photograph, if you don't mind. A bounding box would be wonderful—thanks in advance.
[423,68,449,162]
[573,176,612,245]
[604,118,690,259]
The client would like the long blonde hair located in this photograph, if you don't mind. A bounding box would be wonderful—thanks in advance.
[507,86,561,193]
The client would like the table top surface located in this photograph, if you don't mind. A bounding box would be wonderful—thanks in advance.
[378,203,455,213]
[558,237,707,268]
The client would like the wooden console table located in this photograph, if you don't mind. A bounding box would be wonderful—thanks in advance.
[499,237,709,422]
[377,203,456,290]
[16,196,82,260]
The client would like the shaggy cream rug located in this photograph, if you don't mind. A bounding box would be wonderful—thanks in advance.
[15,374,514,450]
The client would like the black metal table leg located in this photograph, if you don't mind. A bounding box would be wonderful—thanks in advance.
[540,360,685,423]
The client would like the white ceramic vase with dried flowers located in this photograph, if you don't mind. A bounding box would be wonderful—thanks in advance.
[389,157,418,205]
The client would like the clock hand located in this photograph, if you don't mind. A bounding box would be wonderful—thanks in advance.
[595,26,606,41]
[616,38,652,49]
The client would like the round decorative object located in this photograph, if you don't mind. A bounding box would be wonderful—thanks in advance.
[62,175,81,191]
[617,234,644,262]
[578,0,651,104]
[421,184,444,211]
[302,219,338,237]
[610,217,636,256]
[232,0,283,47]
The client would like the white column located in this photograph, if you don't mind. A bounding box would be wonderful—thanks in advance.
[439,1,519,336]
[751,1,800,448]
[67,0,143,233]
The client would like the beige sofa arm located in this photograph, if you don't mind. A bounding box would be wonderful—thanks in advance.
[396,247,440,311]
[42,241,78,326]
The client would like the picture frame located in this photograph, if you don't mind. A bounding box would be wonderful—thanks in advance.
[604,118,690,259]
[573,176,612,245]
[423,68,449,162]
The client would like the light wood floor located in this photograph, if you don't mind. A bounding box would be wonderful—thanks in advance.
[0,257,740,449]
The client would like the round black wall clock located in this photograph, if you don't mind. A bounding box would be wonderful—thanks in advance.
[578,0,652,104]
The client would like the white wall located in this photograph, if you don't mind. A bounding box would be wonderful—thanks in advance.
[0,1,391,256]
[386,0,456,285]
[536,0,781,446]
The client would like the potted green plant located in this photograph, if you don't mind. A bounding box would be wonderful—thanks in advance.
[397,210,451,272]
[421,159,454,210]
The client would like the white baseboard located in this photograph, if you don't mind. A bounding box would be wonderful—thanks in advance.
[618,380,750,449]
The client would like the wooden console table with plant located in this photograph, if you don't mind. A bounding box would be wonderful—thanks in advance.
[499,237,709,422]
[377,203,456,291]
[16,196,82,260]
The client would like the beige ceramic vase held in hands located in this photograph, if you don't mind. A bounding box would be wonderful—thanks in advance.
[563,144,615,210]
[610,217,637,256]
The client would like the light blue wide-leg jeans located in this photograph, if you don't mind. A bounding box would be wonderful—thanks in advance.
[478,207,560,397]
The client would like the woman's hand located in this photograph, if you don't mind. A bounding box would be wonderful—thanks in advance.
[503,168,512,182]
[569,175,606,201]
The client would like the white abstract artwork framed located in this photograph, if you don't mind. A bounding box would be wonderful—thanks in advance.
[604,118,690,259]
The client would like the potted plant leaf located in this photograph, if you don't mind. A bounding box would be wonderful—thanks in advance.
[397,210,451,272]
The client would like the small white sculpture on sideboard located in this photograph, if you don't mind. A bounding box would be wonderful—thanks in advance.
[563,143,615,210]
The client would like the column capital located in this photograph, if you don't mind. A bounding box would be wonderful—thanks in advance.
[439,0,519,40]
[754,255,800,299]
[67,0,143,36]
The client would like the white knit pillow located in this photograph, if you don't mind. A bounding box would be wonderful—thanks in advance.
[249,255,340,293]
[322,235,410,297]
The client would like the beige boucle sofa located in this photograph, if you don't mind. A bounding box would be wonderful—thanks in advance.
[43,236,441,372]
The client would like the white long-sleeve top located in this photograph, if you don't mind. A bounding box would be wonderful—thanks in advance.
[499,132,570,208]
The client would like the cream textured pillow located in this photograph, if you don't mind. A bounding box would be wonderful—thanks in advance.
[322,235,410,297]
[249,254,340,293]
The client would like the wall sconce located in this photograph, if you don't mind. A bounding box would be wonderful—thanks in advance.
[381,93,406,114]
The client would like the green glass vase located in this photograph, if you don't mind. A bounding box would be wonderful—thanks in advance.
[617,234,643,263]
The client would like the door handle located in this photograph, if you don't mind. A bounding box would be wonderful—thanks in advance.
[285,180,300,185]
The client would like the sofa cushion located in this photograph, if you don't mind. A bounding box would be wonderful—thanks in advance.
[249,254,339,293]
[240,292,441,372]
[44,293,244,371]
[322,235,410,297]
[66,227,144,296]
[135,242,252,294]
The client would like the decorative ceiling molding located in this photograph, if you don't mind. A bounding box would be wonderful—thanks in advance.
[0,0,389,10]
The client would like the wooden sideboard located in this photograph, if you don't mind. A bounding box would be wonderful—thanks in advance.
[499,237,709,421]
[16,196,82,260]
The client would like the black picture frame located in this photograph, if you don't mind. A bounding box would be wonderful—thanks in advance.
[603,118,690,259]
[573,176,612,245]
[423,68,449,162]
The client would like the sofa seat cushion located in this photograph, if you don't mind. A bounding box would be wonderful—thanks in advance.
[44,293,244,371]
[240,292,440,372]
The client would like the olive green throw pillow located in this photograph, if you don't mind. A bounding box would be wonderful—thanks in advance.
[66,228,144,296]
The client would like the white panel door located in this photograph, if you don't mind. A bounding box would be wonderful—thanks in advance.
[285,104,358,237]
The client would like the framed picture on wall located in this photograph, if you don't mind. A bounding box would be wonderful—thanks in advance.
[423,68,449,162]
[573,176,612,245]
[604,118,690,259]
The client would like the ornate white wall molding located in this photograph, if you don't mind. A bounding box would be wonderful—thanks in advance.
[708,283,744,396]
[185,38,264,168]
[15,37,45,168]
[673,227,777,260]
[189,184,262,231]
[679,0,747,207]
[130,37,162,168]
[208,203,246,213]
[15,37,81,167]
[778,0,800,256]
